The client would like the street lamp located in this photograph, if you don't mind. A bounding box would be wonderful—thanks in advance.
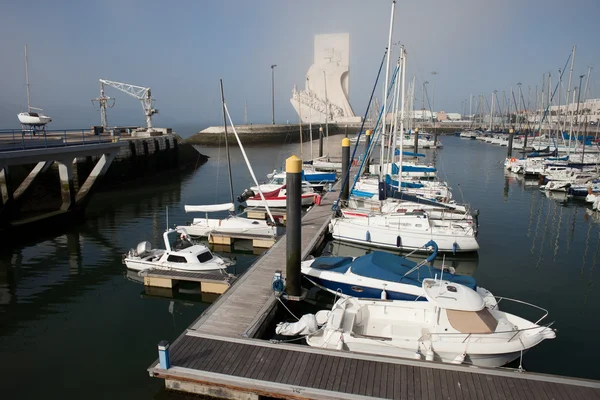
[430,71,438,120]
[422,81,429,121]
[271,64,277,124]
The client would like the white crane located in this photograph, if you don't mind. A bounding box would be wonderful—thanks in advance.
[99,79,159,132]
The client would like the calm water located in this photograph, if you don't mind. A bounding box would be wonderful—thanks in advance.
[1,136,599,399]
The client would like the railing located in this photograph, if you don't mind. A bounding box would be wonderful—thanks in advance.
[0,128,121,152]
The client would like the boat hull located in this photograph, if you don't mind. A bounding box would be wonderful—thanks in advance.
[178,216,280,238]
[330,218,479,253]
[124,258,225,273]
[18,112,51,126]
[246,194,315,208]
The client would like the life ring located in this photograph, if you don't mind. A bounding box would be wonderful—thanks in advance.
[510,158,516,162]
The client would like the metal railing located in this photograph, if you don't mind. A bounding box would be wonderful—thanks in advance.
[0,128,120,152]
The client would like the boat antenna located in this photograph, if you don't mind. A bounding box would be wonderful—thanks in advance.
[220,79,235,210]
[166,205,169,230]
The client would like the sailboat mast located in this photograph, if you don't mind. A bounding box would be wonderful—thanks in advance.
[489,92,494,131]
[219,79,235,207]
[398,47,406,189]
[24,44,31,113]
[380,0,396,181]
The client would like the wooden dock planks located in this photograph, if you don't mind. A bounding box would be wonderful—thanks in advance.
[153,334,600,400]
[187,186,337,338]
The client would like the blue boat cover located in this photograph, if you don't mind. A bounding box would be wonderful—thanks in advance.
[391,163,436,174]
[351,189,375,198]
[394,149,426,157]
[385,174,424,188]
[312,252,477,290]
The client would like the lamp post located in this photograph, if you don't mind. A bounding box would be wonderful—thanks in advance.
[430,71,437,120]
[271,64,277,124]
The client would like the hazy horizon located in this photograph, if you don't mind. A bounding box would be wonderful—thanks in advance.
[1,0,599,130]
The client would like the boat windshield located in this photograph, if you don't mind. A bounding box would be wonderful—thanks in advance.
[166,230,194,251]
[269,177,285,185]
[446,308,498,334]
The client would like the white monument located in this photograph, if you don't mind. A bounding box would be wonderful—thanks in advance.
[290,33,361,124]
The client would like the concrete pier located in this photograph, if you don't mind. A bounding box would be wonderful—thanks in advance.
[187,123,362,146]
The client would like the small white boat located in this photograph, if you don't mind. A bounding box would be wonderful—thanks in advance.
[177,202,280,238]
[123,228,232,272]
[283,278,555,368]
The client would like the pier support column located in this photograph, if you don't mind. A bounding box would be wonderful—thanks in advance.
[75,152,117,208]
[414,128,419,154]
[318,126,324,158]
[13,161,52,201]
[364,129,372,173]
[0,167,14,207]
[341,138,350,201]
[57,160,76,211]
[507,128,514,157]
[285,155,302,298]
[0,167,14,224]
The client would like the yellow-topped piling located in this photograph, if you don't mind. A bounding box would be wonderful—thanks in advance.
[342,137,350,147]
[286,155,302,173]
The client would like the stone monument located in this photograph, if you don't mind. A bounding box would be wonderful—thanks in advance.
[290,33,361,124]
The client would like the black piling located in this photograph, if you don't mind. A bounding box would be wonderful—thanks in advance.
[285,155,302,298]
[318,126,324,158]
[341,138,350,201]
[364,129,372,172]
[414,128,419,153]
[507,128,514,157]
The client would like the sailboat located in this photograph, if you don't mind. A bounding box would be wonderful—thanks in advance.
[17,45,51,126]
[177,80,280,239]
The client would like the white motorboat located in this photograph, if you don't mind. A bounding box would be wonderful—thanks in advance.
[329,211,479,253]
[177,203,280,238]
[123,228,232,272]
[17,45,51,127]
[240,183,315,208]
[284,278,555,368]
[301,243,496,306]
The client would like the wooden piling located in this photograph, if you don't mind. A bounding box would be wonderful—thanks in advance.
[364,129,372,172]
[285,155,302,298]
[341,137,350,201]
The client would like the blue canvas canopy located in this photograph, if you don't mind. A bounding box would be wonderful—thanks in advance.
[394,149,426,157]
[311,252,476,290]
[391,163,436,174]
[385,174,424,188]
[349,252,477,290]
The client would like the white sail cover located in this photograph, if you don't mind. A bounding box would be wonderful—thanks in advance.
[184,203,235,213]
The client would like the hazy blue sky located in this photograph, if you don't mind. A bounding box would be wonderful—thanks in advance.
[1,0,599,130]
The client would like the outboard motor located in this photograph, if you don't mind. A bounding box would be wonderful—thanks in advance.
[136,241,152,257]
[237,189,255,203]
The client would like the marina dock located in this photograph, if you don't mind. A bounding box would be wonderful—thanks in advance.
[139,269,235,294]
[147,183,600,399]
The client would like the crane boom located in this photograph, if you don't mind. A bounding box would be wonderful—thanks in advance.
[99,78,158,131]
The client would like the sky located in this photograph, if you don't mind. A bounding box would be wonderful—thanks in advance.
[1,0,599,131]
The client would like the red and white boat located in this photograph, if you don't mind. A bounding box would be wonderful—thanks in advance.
[245,184,316,208]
